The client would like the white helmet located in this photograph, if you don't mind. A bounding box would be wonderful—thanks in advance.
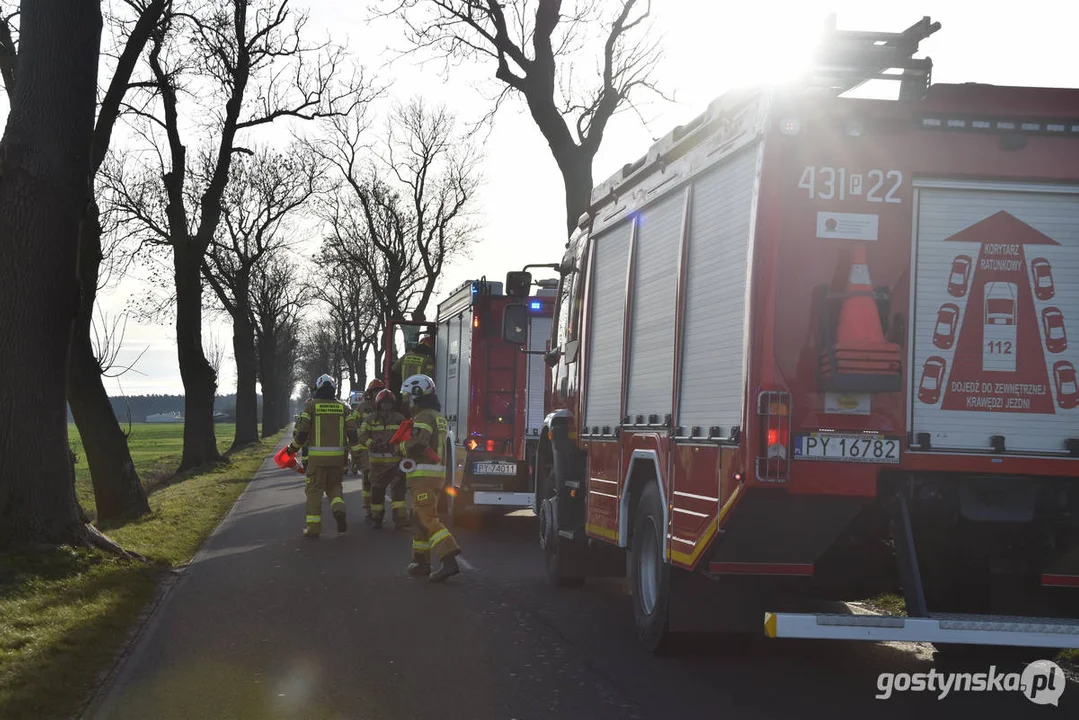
[401,374,436,399]
[315,374,336,392]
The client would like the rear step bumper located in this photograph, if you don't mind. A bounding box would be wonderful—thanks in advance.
[764,612,1079,648]
[472,491,533,507]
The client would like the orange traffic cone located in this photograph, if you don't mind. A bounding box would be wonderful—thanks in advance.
[819,243,901,389]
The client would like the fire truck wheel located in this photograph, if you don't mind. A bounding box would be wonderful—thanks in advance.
[630,482,672,653]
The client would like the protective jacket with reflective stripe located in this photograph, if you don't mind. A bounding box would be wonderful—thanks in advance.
[356,410,406,467]
[399,407,447,481]
[291,398,360,469]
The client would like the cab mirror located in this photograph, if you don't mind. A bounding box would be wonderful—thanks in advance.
[506,271,532,297]
[502,303,529,345]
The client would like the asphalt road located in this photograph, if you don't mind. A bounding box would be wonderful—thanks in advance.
[86,454,1077,719]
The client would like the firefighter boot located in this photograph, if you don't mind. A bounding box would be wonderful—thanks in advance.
[303,528,319,539]
[407,558,432,577]
[429,549,462,583]
[334,510,347,534]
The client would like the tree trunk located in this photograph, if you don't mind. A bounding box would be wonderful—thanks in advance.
[0,1,114,548]
[258,327,287,437]
[231,281,259,448]
[558,151,594,238]
[68,202,150,525]
[174,245,222,470]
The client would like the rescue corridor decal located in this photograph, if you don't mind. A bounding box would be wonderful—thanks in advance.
[937,213,1058,414]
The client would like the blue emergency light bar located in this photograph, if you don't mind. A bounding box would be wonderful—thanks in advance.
[529,301,542,310]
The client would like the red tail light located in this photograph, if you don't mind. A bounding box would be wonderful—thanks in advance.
[756,391,791,482]
[486,439,495,452]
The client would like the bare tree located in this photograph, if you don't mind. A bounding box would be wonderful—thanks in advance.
[1,1,170,527]
[251,254,305,435]
[0,1,118,548]
[314,96,479,364]
[305,265,381,391]
[202,144,324,449]
[379,0,667,235]
[107,0,368,471]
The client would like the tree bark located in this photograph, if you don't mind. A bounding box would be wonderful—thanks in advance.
[257,328,283,437]
[0,0,116,548]
[175,245,222,470]
[231,289,259,448]
[68,202,150,525]
[557,151,595,238]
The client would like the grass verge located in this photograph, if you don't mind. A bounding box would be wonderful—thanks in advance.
[863,592,1078,677]
[68,422,237,521]
[0,430,285,720]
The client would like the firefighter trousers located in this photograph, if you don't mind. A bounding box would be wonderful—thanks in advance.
[305,464,346,534]
[408,476,459,564]
[369,464,406,523]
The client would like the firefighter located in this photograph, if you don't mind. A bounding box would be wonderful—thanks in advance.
[397,373,461,582]
[355,389,409,530]
[389,336,435,410]
[286,374,362,538]
[350,378,385,520]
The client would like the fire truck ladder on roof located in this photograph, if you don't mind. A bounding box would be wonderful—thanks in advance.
[802,15,941,100]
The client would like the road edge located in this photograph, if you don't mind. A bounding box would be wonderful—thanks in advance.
[77,435,290,720]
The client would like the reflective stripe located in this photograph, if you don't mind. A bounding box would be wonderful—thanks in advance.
[309,449,345,457]
[412,422,433,432]
[309,446,345,452]
[361,424,401,432]
[371,504,384,511]
[306,515,321,523]
[412,540,432,551]
[392,501,406,510]
[429,528,451,547]
[369,453,396,459]
[362,490,372,498]
[297,412,311,420]
[331,497,345,509]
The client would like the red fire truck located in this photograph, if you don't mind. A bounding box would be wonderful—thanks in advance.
[502,17,1079,653]
[415,276,556,524]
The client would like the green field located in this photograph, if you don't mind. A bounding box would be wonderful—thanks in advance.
[68,422,237,520]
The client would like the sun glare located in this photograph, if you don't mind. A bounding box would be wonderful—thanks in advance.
[660,3,829,99]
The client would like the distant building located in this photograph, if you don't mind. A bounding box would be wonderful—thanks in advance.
[146,412,184,423]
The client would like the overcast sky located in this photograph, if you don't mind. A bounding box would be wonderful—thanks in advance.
[7,1,1079,401]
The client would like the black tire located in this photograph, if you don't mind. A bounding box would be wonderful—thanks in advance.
[629,482,673,654]
[538,469,584,588]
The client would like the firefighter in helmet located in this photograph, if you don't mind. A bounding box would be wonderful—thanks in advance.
[349,378,385,520]
[286,374,362,538]
[398,373,461,582]
[355,389,409,530]
[389,336,435,410]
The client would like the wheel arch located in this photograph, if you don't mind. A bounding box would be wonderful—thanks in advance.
[619,450,668,553]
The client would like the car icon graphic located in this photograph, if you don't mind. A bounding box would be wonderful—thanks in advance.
[1042,307,1067,353]
[1030,258,1055,301]
[1054,361,1078,409]
[947,255,972,297]
[932,303,961,350]
[918,356,947,405]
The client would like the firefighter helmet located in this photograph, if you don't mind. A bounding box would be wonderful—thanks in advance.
[375,389,395,407]
[315,374,336,392]
[367,378,385,391]
[419,335,434,348]
[401,374,436,399]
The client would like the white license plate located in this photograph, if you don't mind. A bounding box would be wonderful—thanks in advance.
[473,462,518,476]
[794,433,900,463]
